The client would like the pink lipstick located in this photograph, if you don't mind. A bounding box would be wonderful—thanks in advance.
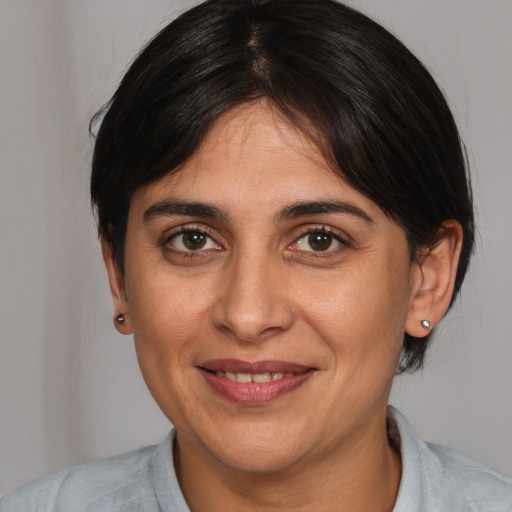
[198,359,316,404]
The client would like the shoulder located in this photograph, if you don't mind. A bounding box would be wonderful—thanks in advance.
[389,407,512,512]
[0,442,163,512]
[426,441,512,509]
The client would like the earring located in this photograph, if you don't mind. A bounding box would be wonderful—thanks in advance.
[115,313,125,324]
[421,319,431,330]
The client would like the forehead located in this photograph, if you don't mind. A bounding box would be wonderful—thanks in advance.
[130,100,384,223]
[189,101,329,177]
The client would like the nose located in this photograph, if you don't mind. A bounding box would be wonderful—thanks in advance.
[212,251,294,344]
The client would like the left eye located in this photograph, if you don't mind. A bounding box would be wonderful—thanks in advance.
[168,231,220,251]
[295,231,342,252]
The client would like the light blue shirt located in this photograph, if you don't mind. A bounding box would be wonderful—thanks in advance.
[1,408,511,511]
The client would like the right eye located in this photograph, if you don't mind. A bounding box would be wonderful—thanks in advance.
[167,230,221,252]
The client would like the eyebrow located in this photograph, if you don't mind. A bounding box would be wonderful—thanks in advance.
[143,199,374,225]
[276,200,374,224]
[143,200,230,223]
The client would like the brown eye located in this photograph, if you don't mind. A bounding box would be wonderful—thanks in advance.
[182,232,207,250]
[307,232,333,251]
[292,230,344,254]
[168,230,220,252]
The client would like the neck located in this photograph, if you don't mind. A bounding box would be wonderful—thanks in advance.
[174,410,401,512]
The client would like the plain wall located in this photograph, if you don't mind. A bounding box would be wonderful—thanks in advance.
[1,0,511,495]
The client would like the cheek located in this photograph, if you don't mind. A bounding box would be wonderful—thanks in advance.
[127,272,217,424]
[128,268,213,329]
[296,261,411,363]
[126,270,216,375]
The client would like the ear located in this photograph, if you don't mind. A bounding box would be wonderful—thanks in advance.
[101,236,133,335]
[405,220,463,338]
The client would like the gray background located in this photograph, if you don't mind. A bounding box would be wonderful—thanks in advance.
[1,0,511,495]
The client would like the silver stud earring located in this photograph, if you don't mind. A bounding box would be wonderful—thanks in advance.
[115,313,125,324]
[421,319,431,330]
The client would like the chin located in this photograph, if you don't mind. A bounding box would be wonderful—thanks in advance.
[215,442,308,475]
[188,420,314,475]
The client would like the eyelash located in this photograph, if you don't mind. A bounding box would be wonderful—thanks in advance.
[162,225,222,258]
[289,226,349,257]
[160,224,350,259]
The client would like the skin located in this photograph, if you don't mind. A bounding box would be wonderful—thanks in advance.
[103,100,462,512]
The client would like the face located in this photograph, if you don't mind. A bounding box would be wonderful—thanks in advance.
[109,101,424,474]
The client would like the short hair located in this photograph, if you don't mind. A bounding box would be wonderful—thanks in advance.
[90,0,475,372]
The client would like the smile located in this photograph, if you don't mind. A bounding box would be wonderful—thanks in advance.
[198,359,316,404]
[214,371,294,383]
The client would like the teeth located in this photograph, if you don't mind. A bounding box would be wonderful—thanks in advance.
[225,371,237,382]
[252,373,271,383]
[236,373,252,383]
[214,370,293,383]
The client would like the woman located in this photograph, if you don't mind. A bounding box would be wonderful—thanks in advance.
[1,0,511,510]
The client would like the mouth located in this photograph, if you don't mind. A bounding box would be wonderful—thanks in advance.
[197,359,317,404]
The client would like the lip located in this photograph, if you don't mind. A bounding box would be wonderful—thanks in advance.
[198,359,316,404]
[200,359,312,374]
